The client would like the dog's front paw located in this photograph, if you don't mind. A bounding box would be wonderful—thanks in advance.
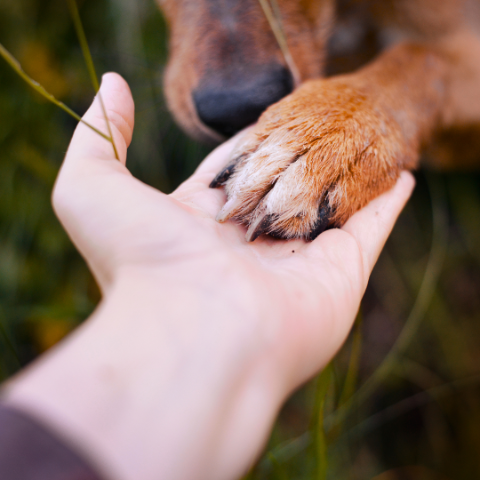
[210,79,418,241]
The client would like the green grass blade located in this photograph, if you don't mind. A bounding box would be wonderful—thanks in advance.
[338,308,363,408]
[0,43,111,142]
[266,452,289,480]
[264,431,311,465]
[342,371,480,442]
[311,363,333,480]
[67,0,119,160]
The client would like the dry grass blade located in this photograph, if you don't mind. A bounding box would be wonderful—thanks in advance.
[67,0,119,160]
[257,0,301,86]
[0,43,111,142]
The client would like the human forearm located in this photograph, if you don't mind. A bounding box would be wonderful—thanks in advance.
[2,272,280,480]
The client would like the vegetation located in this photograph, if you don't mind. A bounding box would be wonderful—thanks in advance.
[1,1,480,478]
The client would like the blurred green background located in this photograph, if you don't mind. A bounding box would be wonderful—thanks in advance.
[1,1,480,479]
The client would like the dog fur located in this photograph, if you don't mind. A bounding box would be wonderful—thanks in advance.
[157,0,480,240]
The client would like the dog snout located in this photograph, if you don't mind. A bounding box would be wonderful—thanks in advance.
[193,65,294,138]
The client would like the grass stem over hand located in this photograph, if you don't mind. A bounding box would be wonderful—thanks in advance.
[67,0,119,160]
[0,43,112,145]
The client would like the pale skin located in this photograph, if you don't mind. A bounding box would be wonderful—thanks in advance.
[1,73,414,480]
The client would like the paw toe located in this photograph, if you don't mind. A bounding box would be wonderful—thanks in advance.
[306,203,334,241]
[209,161,238,188]
[245,212,278,242]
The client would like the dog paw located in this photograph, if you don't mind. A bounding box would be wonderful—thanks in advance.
[210,78,418,241]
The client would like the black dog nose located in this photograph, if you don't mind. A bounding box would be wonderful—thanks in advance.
[193,65,294,138]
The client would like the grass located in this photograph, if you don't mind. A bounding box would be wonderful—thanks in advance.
[66,0,119,160]
[0,0,119,159]
[257,0,301,86]
[1,1,480,479]
[0,43,111,142]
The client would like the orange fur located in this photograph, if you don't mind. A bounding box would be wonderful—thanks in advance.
[158,0,480,240]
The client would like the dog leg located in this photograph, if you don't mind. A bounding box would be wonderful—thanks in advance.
[211,42,449,240]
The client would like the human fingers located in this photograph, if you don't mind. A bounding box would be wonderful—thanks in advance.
[171,128,258,216]
[51,74,165,288]
[193,127,254,180]
[277,173,414,388]
[308,171,415,290]
[170,134,240,218]
[53,72,141,237]
[306,171,415,270]
[65,72,134,167]
[53,72,137,220]
[341,171,415,277]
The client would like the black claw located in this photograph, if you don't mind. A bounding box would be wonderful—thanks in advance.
[247,214,277,242]
[209,160,240,188]
[307,203,333,241]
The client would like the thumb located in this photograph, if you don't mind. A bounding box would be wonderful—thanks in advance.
[51,74,137,288]
[66,72,134,167]
[52,72,135,227]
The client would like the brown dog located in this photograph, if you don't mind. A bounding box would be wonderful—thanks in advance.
[158,0,480,240]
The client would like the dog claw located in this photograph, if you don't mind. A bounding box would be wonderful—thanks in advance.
[307,203,333,241]
[216,197,240,223]
[246,213,276,242]
[209,158,242,188]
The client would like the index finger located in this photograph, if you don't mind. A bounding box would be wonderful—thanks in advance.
[170,130,248,216]
[308,172,415,288]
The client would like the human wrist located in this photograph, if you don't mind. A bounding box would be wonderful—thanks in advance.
[2,268,283,480]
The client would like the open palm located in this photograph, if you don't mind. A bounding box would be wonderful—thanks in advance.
[53,72,414,416]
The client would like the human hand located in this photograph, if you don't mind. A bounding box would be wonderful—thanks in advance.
[5,73,414,480]
[53,72,414,384]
